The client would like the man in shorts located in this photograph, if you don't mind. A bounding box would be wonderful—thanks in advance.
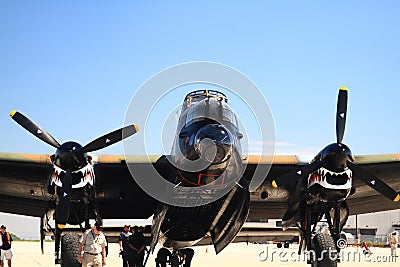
[78,222,107,267]
[0,225,13,267]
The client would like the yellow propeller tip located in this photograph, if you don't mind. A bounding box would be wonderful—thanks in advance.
[272,180,278,188]
[394,194,400,202]
[133,124,139,133]
[57,224,66,229]
[339,86,348,91]
[9,110,17,117]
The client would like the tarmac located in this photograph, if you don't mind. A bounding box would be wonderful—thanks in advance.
[9,241,399,266]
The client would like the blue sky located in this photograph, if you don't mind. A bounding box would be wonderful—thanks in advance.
[1,1,400,238]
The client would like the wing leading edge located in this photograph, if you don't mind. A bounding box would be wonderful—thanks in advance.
[1,152,399,219]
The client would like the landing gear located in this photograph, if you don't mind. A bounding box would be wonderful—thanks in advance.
[55,227,62,264]
[155,248,171,267]
[311,233,337,267]
[50,182,101,266]
[296,201,349,267]
[61,233,81,267]
[40,217,45,254]
[155,248,194,267]
[276,241,290,248]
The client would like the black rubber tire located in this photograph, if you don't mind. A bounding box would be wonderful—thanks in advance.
[311,233,337,267]
[277,242,283,248]
[170,254,180,267]
[61,233,81,267]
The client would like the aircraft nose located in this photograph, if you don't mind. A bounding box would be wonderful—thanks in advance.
[194,124,233,164]
[196,139,228,163]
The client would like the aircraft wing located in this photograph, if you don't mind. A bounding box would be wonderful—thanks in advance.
[1,152,400,221]
[0,153,53,217]
[245,154,400,220]
[0,153,298,220]
[345,154,400,215]
[0,153,160,219]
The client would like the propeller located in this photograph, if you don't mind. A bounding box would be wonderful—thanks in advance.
[80,124,138,153]
[272,87,348,188]
[10,110,139,228]
[272,160,324,188]
[272,86,400,204]
[336,86,348,144]
[56,170,72,229]
[10,110,61,148]
[10,110,138,154]
[348,162,400,202]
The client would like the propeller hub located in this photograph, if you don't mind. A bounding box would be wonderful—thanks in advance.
[53,141,86,170]
[320,143,354,172]
[55,141,82,154]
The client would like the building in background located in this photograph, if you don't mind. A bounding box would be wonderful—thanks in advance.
[344,209,400,244]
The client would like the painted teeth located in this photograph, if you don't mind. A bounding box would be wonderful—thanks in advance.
[53,165,65,175]
[51,165,65,185]
[51,163,95,188]
[73,164,92,174]
[76,164,95,185]
[315,167,352,179]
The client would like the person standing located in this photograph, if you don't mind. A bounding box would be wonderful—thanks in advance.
[118,225,131,267]
[78,222,107,267]
[126,226,145,267]
[0,225,13,267]
[390,232,398,257]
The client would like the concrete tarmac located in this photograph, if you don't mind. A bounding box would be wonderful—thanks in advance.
[9,242,399,267]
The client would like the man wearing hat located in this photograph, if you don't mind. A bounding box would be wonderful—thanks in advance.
[0,225,13,267]
[78,222,107,267]
[118,225,131,267]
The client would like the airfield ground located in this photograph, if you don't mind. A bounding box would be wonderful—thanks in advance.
[10,241,398,267]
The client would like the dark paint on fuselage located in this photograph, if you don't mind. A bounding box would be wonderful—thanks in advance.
[153,90,250,253]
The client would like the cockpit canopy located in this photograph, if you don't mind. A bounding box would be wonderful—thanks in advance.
[183,90,228,106]
[179,90,238,128]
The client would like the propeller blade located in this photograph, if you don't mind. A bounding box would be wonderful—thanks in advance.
[81,124,139,153]
[282,180,307,221]
[348,162,400,202]
[272,160,324,188]
[55,170,73,229]
[282,203,300,221]
[10,110,61,148]
[336,86,348,143]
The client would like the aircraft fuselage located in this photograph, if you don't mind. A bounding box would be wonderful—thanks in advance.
[153,90,249,253]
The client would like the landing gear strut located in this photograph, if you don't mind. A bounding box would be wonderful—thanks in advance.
[297,201,349,267]
[52,185,102,266]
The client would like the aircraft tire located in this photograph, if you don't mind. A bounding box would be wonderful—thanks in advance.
[61,233,81,267]
[311,233,337,267]
[170,254,180,267]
